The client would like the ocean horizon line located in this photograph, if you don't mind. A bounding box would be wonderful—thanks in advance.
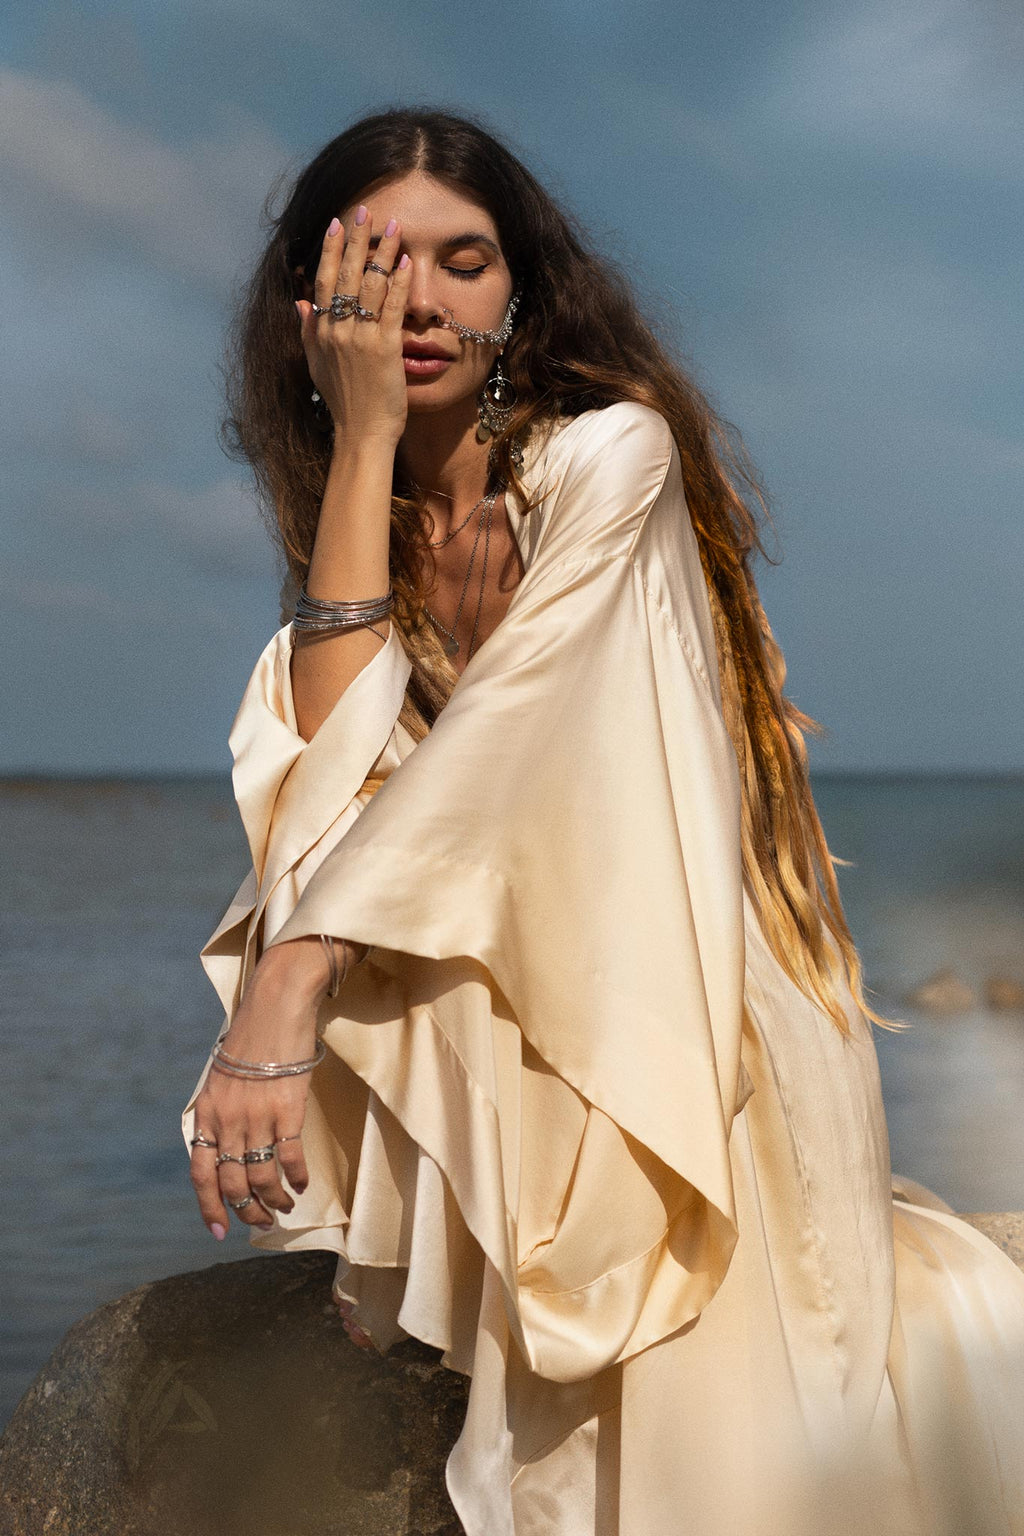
[2,768,1023,787]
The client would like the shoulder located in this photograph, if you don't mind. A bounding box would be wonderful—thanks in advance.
[532,401,674,484]
[519,403,678,568]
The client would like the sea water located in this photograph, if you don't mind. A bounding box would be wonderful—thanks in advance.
[1,774,1022,1427]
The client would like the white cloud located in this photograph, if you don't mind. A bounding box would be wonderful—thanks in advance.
[0,68,290,290]
[759,0,1023,180]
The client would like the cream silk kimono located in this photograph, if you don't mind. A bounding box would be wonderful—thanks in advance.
[183,403,1024,1535]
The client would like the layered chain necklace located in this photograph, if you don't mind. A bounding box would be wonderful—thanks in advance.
[423,487,500,661]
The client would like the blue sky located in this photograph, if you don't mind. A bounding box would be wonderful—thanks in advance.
[1,0,1021,772]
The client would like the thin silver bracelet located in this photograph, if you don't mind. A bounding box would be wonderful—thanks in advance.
[293,585,394,636]
[319,933,348,998]
[210,1039,327,1079]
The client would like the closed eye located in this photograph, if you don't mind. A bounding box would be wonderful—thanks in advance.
[445,264,488,280]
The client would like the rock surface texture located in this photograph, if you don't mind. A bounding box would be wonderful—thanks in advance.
[2,1219,1022,1536]
[0,1253,467,1536]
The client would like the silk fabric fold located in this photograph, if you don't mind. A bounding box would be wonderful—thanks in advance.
[184,403,1024,1534]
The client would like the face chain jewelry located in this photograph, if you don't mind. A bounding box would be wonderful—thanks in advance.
[440,292,520,347]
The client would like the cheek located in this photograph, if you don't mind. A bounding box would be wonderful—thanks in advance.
[448,347,498,399]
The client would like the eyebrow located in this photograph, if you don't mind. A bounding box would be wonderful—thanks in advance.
[368,230,501,256]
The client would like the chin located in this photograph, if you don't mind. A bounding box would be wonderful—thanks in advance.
[405,384,478,417]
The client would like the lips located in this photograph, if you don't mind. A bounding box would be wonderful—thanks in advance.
[402,340,456,360]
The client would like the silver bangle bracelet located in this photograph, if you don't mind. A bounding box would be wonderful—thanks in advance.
[210,1039,327,1079]
[293,585,395,636]
[296,585,394,611]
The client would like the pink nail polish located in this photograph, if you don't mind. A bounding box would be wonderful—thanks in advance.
[398,253,410,270]
[210,1223,226,1241]
[355,205,368,226]
[384,217,398,238]
[327,217,340,238]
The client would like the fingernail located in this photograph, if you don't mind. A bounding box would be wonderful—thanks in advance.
[327,217,340,237]
[355,205,368,226]
[398,253,410,270]
[384,217,398,238]
[210,1223,226,1241]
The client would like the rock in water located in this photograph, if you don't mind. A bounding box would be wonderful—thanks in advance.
[3,1226,1023,1534]
[0,1252,467,1536]
[985,976,1024,1012]
[905,966,976,1013]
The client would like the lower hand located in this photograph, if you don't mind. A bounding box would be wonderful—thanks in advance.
[188,936,359,1238]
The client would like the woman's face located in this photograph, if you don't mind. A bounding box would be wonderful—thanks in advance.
[337,170,515,419]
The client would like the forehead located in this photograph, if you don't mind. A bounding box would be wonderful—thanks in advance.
[341,170,499,242]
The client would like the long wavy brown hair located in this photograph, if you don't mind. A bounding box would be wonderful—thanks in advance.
[222,106,901,1039]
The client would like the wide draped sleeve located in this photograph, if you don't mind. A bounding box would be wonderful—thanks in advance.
[263,402,754,1383]
[197,618,412,1018]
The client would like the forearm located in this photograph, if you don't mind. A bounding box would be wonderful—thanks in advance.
[224,935,365,1053]
[290,438,398,741]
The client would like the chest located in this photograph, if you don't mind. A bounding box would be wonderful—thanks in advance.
[427,503,527,674]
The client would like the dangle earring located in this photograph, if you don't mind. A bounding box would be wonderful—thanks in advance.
[476,354,523,471]
[310,388,331,428]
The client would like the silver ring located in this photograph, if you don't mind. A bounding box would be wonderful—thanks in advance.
[363,261,391,278]
[275,1134,302,1144]
[330,292,359,319]
[353,303,380,322]
[214,1152,247,1168]
[227,1195,255,1212]
[189,1132,218,1149]
[242,1145,276,1164]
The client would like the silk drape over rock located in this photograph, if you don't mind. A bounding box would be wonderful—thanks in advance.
[184,403,1024,1535]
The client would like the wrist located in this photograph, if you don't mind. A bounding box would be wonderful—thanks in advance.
[328,433,401,472]
[257,936,332,1006]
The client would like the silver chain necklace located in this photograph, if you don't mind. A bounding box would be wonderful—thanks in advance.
[424,489,499,659]
[426,488,495,548]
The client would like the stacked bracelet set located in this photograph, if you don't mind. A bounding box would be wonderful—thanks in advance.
[292,584,394,643]
[211,1038,328,1079]
[210,937,371,1081]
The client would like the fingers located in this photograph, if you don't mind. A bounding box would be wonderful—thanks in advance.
[274,1132,310,1196]
[380,252,412,330]
[354,212,404,315]
[216,1149,276,1230]
[189,1136,229,1234]
[239,1116,295,1215]
[313,216,346,309]
[190,1081,311,1236]
[336,203,373,300]
[307,206,407,344]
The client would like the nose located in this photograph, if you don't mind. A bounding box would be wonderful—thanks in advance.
[403,266,446,329]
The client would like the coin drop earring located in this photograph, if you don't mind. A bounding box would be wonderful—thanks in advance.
[476,355,522,468]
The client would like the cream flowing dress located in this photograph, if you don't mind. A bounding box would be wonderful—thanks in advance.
[183,403,1024,1535]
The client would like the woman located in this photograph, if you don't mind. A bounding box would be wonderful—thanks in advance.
[183,109,1024,1534]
